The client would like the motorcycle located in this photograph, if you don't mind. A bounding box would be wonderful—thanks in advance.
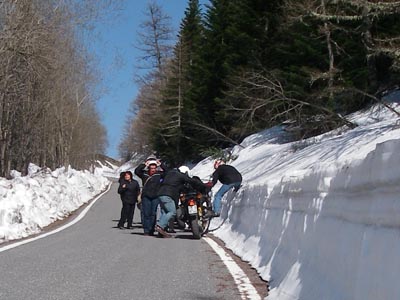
[176,187,212,239]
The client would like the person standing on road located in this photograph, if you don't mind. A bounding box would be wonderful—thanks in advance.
[155,166,206,238]
[118,171,126,203]
[117,171,140,229]
[207,160,242,217]
[134,156,165,236]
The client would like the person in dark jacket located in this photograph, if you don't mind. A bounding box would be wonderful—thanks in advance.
[118,172,126,202]
[155,166,206,238]
[208,160,242,217]
[118,171,126,183]
[117,171,140,229]
[134,157,165,236]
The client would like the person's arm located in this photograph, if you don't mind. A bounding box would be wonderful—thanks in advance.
[134,163,146,178]
[211,169,219,186]
[186,175,208,194]
[134,181,141,199]
[118,182,127,194]
[159,161,169,172]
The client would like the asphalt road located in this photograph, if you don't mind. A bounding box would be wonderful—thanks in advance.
[0,183,242,300]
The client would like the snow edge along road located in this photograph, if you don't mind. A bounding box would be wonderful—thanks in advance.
[204,236,262,300]
[0,182,112,253]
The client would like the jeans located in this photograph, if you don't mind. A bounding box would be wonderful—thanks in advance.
[142,196,159,234]
[157,195,176,229]
[213,182,241,213]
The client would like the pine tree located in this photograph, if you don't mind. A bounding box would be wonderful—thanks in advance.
[194,0,279,143]
[224,0,400,140]
[152,0,206,164]
[279,0,400,113]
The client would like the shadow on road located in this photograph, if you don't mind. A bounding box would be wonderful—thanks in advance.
[174,234,198,240]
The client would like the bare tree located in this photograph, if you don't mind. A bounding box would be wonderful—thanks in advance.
[0,0,112,176]
[118,76,167,160]
[286,0,400,81]
[134,0,174,74]
[0,0,56,175]
[120,1,175,160]
[282,0,400,118]
[224,69,355,140]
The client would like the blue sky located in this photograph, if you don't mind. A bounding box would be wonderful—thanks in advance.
[90,0,209,159]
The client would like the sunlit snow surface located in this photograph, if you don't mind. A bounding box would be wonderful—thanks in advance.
[0,165,109,243]
[191,101,400,300]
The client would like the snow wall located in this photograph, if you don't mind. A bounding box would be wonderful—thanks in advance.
[193,109,400,300]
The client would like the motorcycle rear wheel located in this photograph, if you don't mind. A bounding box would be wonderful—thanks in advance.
[176,207,186,229]
[190,217,202,239]
[201,217,211,235]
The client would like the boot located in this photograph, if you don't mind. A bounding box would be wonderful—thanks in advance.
[155,225,173,238]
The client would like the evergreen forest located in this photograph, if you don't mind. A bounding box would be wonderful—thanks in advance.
[120,0,400,166]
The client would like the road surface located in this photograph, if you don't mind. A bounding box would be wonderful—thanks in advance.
[0,183,250,300]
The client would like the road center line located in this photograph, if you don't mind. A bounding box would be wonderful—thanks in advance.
[0,183,112,253]
[204,236,262,300]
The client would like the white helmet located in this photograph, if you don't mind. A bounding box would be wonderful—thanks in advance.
[178,165,190,175]
[146,160,158,167]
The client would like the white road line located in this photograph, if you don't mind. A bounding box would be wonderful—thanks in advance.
[204,236,262,300]
[0,183,112,253]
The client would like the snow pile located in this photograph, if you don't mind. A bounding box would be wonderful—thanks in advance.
[192,103,400,300]
[116,160,137,174]
[0,165,109,244]
[93,160,120,178]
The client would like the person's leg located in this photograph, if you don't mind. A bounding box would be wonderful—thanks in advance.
[213,184,232,213]
[166,200,179,233]
[118,202,128,228]
[157,196,176,229]
[233,181,242,192]
[149,197,159,234]
[140,201,144,225]
[142,197,152,233]
[167,218,176,233]
[158,199,165,224]
[127,203,135,228]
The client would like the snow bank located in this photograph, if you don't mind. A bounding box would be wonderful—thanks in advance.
[0,165,109,243]
[192,103,400,300]
[94,160,120,178]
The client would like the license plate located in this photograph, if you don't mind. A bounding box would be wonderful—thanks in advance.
[188,204,197,215]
